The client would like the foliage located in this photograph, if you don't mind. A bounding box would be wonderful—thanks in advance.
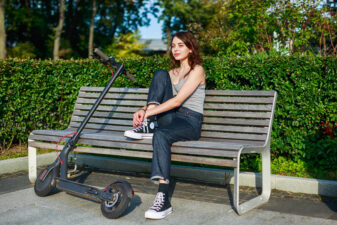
[7,42,37,58]
[155,0,216,38]
[0,56,336,178]
[4,0,150,59]
[188,0,337,56]
[105,32,146,58]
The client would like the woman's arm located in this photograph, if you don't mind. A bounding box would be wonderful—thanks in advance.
[145,65,205,118]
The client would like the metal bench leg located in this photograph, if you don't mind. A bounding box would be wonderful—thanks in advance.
[28,140,37,183]
[233,147,271,215]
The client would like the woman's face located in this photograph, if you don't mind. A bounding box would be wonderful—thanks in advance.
[171,37,192,61]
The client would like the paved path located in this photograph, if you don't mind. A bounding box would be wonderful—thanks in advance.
[0,168,336,225]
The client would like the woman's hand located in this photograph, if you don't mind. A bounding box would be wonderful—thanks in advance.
[133,109,145,128]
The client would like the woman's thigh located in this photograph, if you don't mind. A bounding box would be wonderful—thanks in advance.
[154,116,201,144]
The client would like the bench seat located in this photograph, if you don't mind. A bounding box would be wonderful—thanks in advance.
[28,87,277,215]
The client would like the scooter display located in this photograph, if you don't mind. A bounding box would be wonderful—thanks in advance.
[34,48,135,219]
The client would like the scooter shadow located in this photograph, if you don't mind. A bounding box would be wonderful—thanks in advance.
[121,194,142,217]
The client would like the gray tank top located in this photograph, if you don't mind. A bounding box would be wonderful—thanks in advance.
[172,77,205,114]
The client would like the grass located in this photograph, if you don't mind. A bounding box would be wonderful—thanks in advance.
[0,145,54,160]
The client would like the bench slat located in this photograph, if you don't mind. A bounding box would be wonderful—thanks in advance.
[72,110,134,119]
[29,134,239,158]
[74,104,272,119]
[70,116,268,134]
[80,87,149,93]
[69,121,268,138]
[29,140,237,167]
[205,90,275,97]
[80,87,275,97]
[72,111,270,126]
[76,98,146,107]
[201,131,266,141]
[78,92,148,100]
[71,116,132,126]
[203,117,269,126]
[204,103,272,111]
[202,124,267,134]
[76,98,273,112]
[30,130,246,150]
[205,96,274,104]
[74,104,139,112]
[204,111,271,119]
[78,92,273,104]
[69,122,128,132]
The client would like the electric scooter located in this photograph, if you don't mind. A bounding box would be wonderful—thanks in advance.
[34,49,136,219]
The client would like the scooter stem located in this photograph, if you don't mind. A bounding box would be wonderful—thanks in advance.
[58,63,125,179]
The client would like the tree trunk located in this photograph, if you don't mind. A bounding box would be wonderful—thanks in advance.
[53,0,65,60]
[166,19,171,56]
[88,0,96,59]
[0,0,6,59]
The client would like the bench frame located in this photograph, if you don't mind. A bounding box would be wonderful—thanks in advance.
[28,87,277,215]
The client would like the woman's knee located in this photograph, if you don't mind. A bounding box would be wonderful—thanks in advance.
[153,129,171,147]
[153,69,169,82]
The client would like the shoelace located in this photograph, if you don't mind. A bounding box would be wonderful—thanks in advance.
[150,192,165,211]
[132,120,148,132]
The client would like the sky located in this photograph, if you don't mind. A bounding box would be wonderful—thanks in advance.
[138,7,163,40]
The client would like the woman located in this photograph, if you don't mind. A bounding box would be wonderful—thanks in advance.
[124,31,206,219]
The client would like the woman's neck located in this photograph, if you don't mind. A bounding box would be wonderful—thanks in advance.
[179,58,190,71]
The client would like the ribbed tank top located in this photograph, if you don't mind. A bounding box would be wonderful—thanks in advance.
[172,77,205,114]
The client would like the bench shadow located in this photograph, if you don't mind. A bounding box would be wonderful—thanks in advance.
[93,90,129,133]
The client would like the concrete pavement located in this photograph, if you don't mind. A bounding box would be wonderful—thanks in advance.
[0,168,336,225]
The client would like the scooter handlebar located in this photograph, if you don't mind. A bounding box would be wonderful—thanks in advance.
[94,48,109,61]
[93,48,136,82]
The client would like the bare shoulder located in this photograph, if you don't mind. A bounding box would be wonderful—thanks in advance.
[190,65,206,84]
[192,65,205,73]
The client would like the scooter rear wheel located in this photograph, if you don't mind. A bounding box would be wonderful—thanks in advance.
[34,167,56,197]
[101,183,131,219]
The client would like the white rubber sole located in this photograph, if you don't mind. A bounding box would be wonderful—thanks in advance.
[145,207,173,219]
[124,130,153,140]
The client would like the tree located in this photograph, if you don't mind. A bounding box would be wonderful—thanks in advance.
[155,0,217,53]
[105,32,145,58]
[0,0,6,59]
[88,0,97,58]
[53,0,65,60]
[3,0,150,59]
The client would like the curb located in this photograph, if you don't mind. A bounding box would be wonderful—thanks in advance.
[1,153,337,198]
[0,153,57,175]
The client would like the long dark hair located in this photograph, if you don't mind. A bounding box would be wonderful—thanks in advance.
[169,31,202,76]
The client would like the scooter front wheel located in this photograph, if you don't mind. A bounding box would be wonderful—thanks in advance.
[34,167,56,197]
[101,183,131,219]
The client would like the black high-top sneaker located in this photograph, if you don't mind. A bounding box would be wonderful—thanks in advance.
[145,192,172,219]
[124,116,156,140]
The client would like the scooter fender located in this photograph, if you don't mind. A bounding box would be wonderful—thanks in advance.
[111,179,134,199]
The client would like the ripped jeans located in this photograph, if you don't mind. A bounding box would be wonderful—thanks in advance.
[147,69,203,184]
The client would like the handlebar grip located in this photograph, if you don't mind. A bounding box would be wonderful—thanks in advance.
[94,48,109,60]
[125,72,136,82]
[94,48,137,82]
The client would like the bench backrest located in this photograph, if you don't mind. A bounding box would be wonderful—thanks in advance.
[70,87,277,147]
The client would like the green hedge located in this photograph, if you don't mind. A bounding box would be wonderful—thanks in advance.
[1,56,336,177]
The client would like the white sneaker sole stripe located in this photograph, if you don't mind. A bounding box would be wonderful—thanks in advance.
[145,207,173,219]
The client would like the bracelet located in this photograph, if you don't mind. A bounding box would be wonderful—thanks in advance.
[140,108,146,112]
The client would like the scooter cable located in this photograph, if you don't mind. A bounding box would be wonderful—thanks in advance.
[56,131,77,164]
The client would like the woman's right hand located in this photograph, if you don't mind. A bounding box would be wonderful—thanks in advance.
[133,109,145,128]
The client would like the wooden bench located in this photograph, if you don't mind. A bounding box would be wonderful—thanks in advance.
[28,86,277,215]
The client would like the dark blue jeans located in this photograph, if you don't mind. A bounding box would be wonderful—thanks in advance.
[147,69,203,184]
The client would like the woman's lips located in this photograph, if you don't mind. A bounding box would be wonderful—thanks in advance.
[174,53,180,57]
